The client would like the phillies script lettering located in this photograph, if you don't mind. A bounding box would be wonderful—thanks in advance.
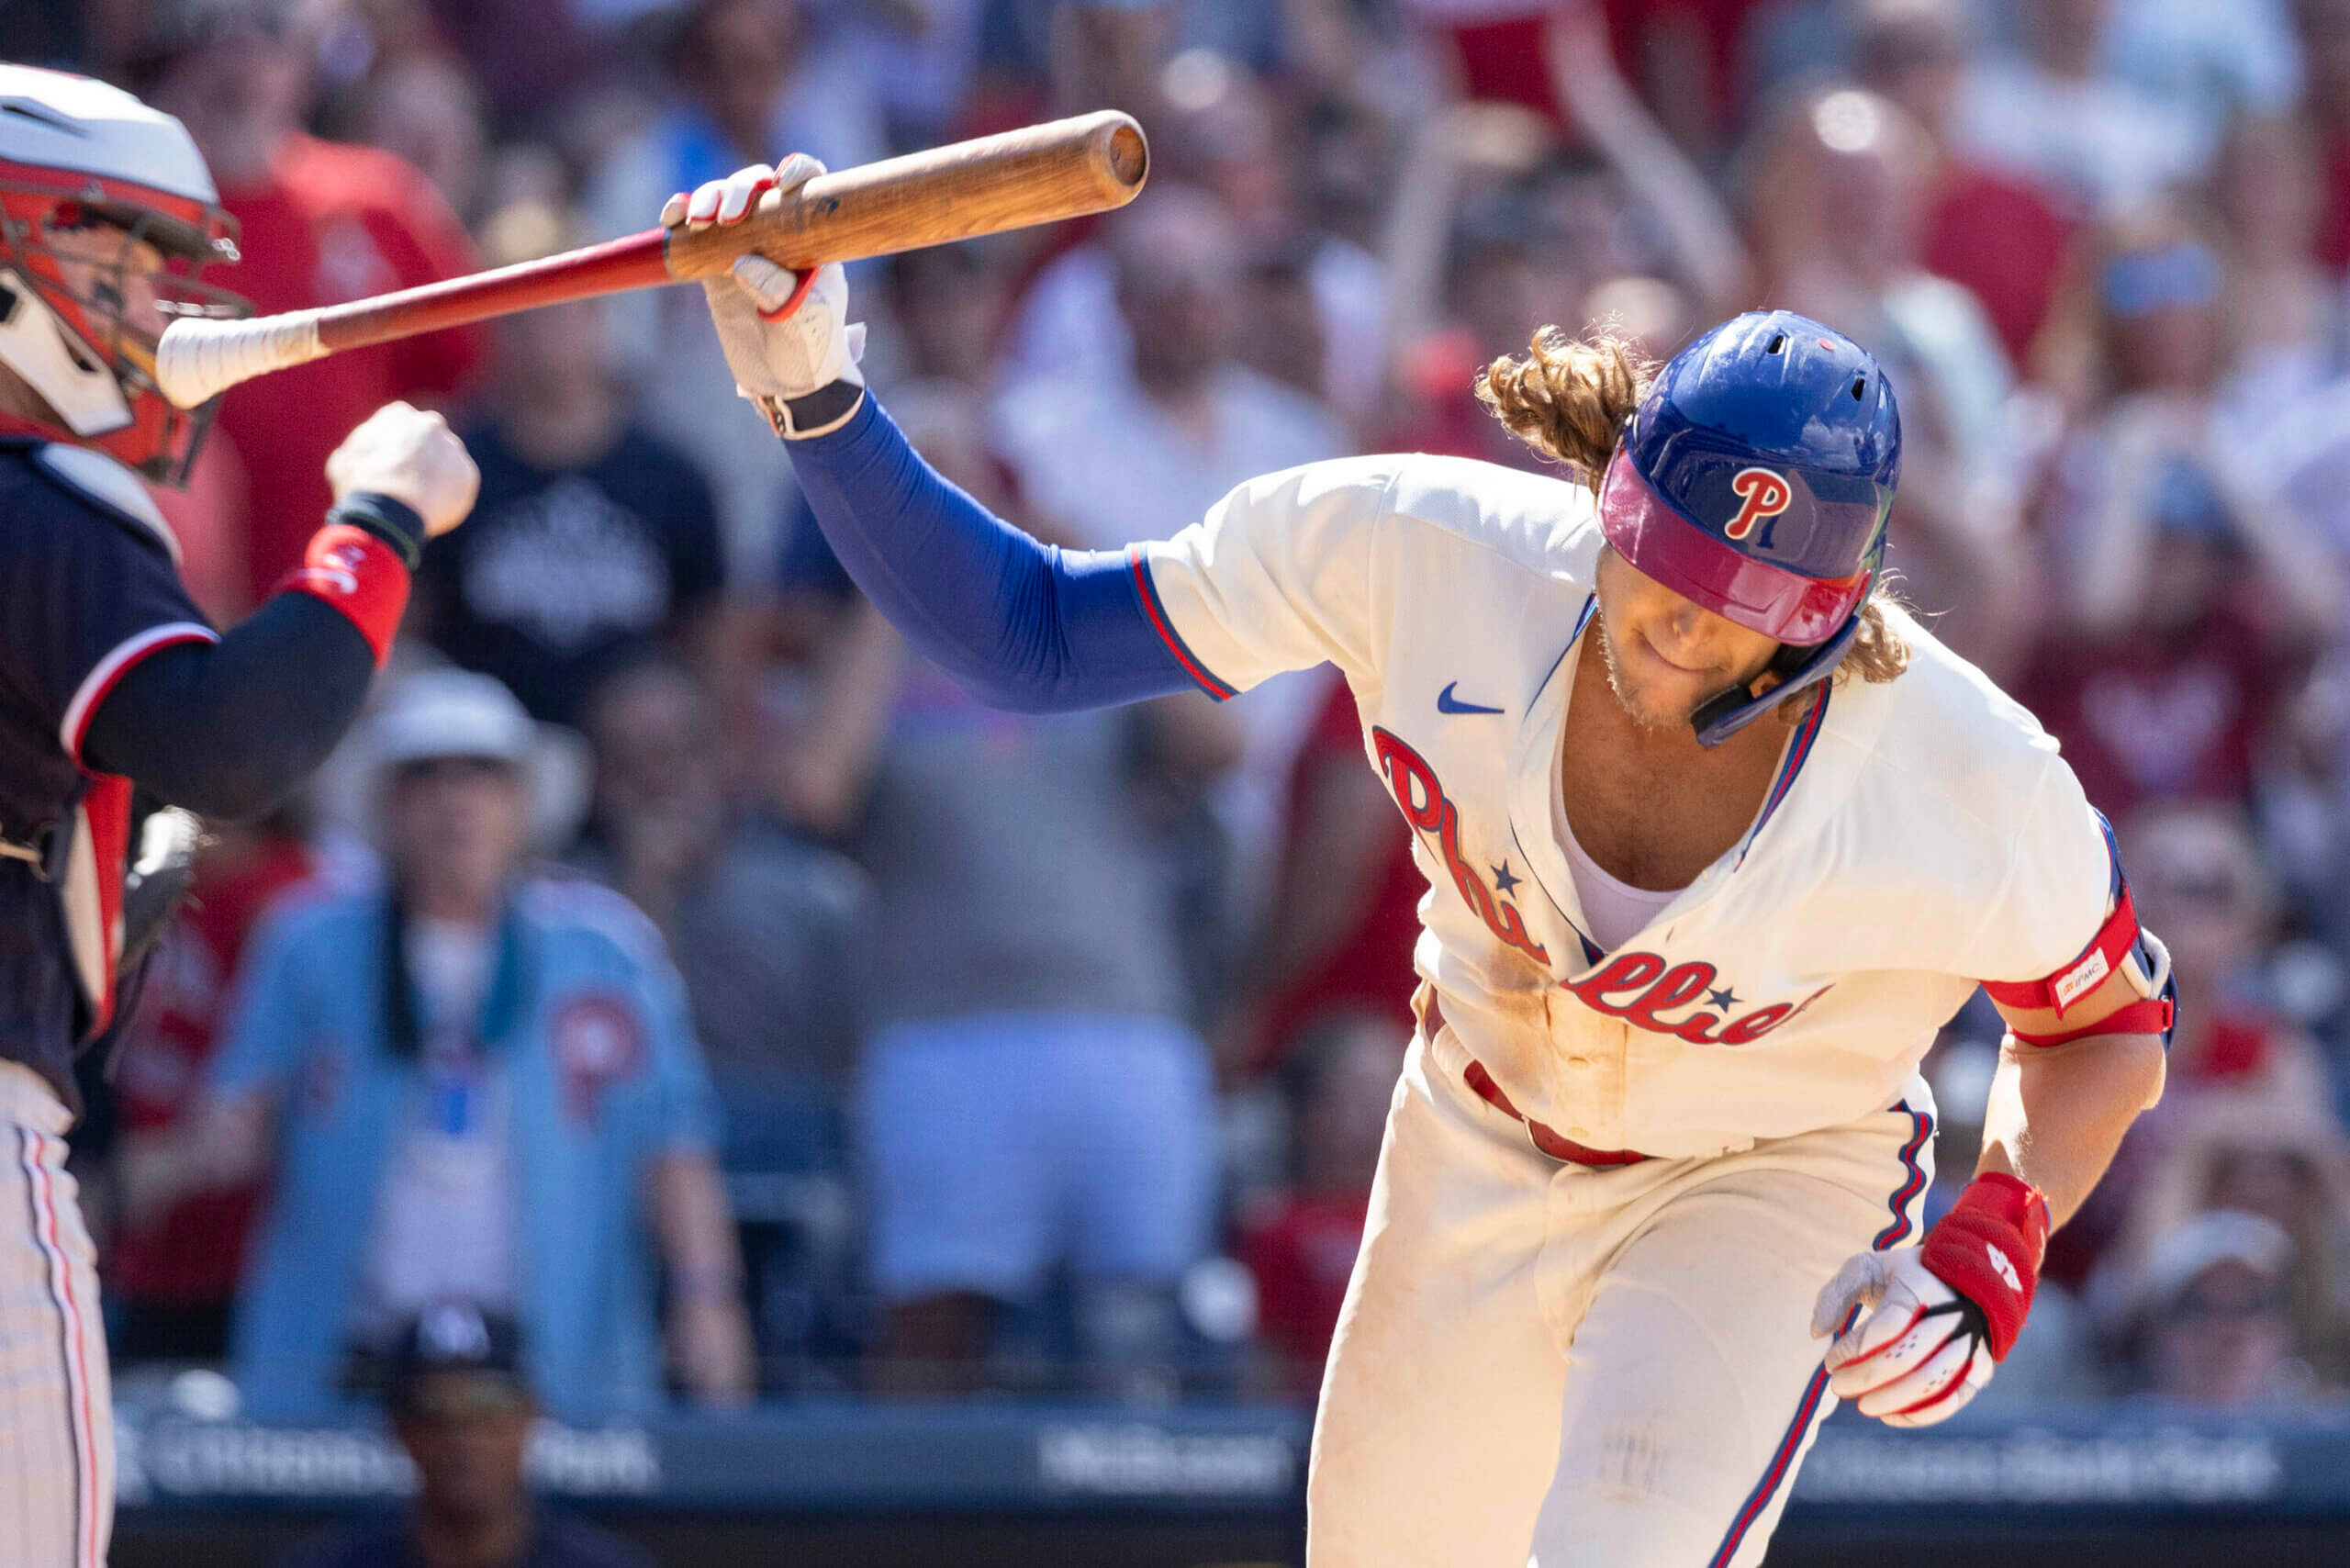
[1371,726,1829,1046]
[1560,950,1829,1046]
[1373,727,1548,964]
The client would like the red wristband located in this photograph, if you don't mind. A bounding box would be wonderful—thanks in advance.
[275,523,411,666]
[1918,1171,2050,1361]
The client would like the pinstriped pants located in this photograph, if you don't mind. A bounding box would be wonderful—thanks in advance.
[1304,1026,1933,1568]
[0,1063,109,1568]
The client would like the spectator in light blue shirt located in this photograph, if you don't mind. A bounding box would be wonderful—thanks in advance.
[128,669,753,1419]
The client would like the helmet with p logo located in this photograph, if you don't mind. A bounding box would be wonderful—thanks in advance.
[1596,310,1899,646]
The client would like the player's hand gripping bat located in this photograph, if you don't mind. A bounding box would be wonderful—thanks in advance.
[153,110,1148,409]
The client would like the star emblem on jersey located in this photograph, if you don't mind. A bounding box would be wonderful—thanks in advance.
[1986,1242,2020,1294]
[1707,986,1740,1011]
[1436,681,1505,716]
[1492,862,1520,894]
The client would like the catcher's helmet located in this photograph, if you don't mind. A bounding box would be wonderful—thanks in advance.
[0,64,246,482]
[1595,309,1901,745]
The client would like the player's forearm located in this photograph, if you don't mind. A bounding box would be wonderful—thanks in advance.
[84,488,430,817]
[1974,1032,2166,1226]
[781,391,1203,712]
[82,591,378,819]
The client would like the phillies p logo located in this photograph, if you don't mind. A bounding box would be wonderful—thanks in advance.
[1724,467,1794,541]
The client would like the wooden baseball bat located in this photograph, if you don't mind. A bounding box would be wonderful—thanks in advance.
[155,110,1147,409]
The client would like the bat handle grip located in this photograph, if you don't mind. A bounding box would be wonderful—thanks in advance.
[156,311,330,409]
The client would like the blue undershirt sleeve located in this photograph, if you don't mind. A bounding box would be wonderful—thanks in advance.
[780,394,1211,712]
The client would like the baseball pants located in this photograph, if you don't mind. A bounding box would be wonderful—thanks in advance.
[0,1062,110,1568]
[1305,1021,1933,1568]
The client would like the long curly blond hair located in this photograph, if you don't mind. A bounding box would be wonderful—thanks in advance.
[1475,326,1909,693]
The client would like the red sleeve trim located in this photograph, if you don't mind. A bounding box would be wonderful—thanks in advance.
[1127,547,1237,700]
[1982,883,2143,1018]
[274,523,412,666]
[60,622,220,766]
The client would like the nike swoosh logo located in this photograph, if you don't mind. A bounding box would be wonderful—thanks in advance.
[1437,682,1505,716]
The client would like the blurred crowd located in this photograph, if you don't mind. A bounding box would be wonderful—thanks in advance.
[27,0,2350,1423]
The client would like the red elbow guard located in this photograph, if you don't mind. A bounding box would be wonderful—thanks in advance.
[275,523,411,666]
[1919,1171,2050,1361]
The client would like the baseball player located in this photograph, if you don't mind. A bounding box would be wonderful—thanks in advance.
[672,159,2175,1565]
[0,67,477,1566]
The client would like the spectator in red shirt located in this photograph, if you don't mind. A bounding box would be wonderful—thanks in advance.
[2024,208,2342,815]
[1852,0,2077,369]
[1240,1010,1402,1393]
[107,817,317,1363]
[139,2,489,609]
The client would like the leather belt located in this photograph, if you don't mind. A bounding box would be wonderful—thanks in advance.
[1424,991,1651,1168]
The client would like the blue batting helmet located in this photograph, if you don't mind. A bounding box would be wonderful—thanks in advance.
[1595,309,1902,744]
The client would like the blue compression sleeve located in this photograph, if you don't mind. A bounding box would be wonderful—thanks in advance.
[782,394,1214,712]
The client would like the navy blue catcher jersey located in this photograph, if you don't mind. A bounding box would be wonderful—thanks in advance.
[0,440,218,1116]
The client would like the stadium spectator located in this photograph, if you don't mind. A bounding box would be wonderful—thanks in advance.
[1002,174,1329,473]
[2120,1210,2314,1406]
[2022,209,2341,815]
[1161,50,1390,426]
[344,50,495,227]
[1949,0,2202,215]
[2211,113,2343,414]
[875,240,1024,393]
[1238,1010,1399,1393]
[574,649,866,1170]
[1377,101,1596,471]
[582,0,885,569]
[1742,84,2026,673]
[1378,12,1740,468]
[2099,1090,2350,1389]
[1001,51,1394,434]
[138,0,489,606]
[106,816,319,1364]
[767,388,1239,1392]
[422,0,604,140]
[124,670,752,1417]
[1852,0,2078,368]
[2098,0,2304,172]
[417,207,727,725]
[279,1301,654,1568]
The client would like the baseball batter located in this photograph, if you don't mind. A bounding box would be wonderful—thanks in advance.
[672,159,2175,1565]
[0,68,477,1565]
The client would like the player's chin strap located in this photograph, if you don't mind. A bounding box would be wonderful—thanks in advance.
[1690,610,1863,748]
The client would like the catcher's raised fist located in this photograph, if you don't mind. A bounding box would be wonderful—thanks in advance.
[662,155,867,437]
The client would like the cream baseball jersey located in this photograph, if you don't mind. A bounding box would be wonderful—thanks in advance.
[1137,454,2115,1158]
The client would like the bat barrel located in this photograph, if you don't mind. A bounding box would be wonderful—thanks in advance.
[662,109,1150,281]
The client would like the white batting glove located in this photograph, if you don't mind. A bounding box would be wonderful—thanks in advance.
[1811,1249,1995,1427]
[660,155,867,438]
[325,400,479,539]
[1813,1171,2047,1428]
